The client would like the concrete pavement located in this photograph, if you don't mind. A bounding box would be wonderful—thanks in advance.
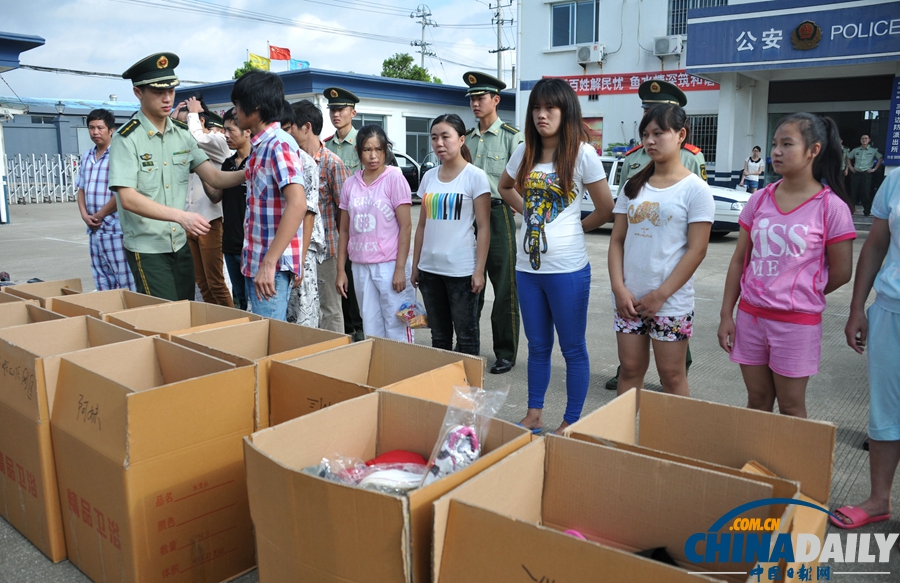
[0,201,896,582]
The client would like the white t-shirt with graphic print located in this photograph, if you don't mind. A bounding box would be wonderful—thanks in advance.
[416,163,491,277]
[612,173,715,316]
[505,142,606,274]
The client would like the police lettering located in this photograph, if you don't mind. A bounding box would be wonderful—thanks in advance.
[831,19,900,40]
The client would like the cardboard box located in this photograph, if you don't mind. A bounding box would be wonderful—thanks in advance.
[3,278,83,307]
[46,289,168,319]
[50,337,257,583]
[0,292,36,305]
[104,300,263,340]
[267,337,484,425]
[434,436,795,583]
[0,302,66,329]
[564,390,836,578]
[0,316,144,561]
[171,318,350,429]
[244,390,531,583]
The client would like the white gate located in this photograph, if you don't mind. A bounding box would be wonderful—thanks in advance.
[5,154,79,204]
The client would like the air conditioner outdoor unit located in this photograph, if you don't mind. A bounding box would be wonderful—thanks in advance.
[653,35,684,57]
[576,44,605,65]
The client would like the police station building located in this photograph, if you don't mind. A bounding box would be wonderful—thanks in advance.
[517,0,899,185]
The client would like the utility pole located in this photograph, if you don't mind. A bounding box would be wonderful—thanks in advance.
[410,4,438,69]
[488,1,514,83]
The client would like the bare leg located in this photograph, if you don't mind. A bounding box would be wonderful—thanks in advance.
[616,332,650,398]
[652,338,689,396]
[741,364,777,412]
[834,439,900,525]
[519,408,543,431]
[772,372,810,418]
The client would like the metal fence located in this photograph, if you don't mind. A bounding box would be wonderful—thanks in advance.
[5,154,79,204]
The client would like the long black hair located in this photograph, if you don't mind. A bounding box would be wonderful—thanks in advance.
[774,112,848,203]
[623,104,691,200]
[430,114,472,163]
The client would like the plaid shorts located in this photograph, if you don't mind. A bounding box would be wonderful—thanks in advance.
[614,311,694,341]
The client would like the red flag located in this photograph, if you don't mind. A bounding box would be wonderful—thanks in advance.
[269,45,291,60]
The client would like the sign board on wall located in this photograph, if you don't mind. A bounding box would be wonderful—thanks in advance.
[584,118,603,150]
[887,77,900,165]
[687,0,900,73]
[541,69,717,96]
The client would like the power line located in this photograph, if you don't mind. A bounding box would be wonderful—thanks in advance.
[410,4,438,69]
[17,64,208,84]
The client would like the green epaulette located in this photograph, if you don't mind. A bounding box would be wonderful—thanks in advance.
[465,127,476,135]
[500,123,519,134]
[117,119,140,137]
[171,118,189,130]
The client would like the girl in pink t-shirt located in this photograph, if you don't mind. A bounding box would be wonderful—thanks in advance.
[337,125,415,342]
[718,113,855,417]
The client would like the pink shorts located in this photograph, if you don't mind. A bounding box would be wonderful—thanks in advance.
[730,309,822,378]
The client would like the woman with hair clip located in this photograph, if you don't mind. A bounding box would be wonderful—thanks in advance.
[498,78,615,434]
[609,103,715,400]
[336,124,416,342]
[411,114,491,355]
[718,112,855,418]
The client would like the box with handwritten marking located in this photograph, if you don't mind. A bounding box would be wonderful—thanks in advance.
[50,336,257,582]
[0,316,142,562]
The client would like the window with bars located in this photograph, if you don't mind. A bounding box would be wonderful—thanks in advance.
[551,1,597,48]
[687,114,717,164]
[405,117,433,164]
[668,0,728,36]
[351,114,386,130]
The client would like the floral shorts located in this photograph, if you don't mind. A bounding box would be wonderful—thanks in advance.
[614,312,693,341]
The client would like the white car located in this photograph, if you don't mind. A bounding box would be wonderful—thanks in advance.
[582,156,751,236]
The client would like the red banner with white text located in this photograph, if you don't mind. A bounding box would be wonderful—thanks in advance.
[548,69,718,96]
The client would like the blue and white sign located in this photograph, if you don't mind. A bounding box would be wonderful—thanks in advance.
[687,0,900,73]
[886,77,900,165]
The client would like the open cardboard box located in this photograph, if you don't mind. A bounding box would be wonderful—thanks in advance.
[2,278,83,307]
[243,390,532,583]
[45,289,168,319]
[104,300,263,340]
[434,435,796,583]
[0,292,36,305]
[171,318,350,429]
[0,302,65,329]
[0,316,143,561]
[564,390,837,576]
[50,337,257,583]
[267,337,484,426]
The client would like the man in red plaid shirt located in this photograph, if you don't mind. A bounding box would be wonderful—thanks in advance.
[231,71,307,319]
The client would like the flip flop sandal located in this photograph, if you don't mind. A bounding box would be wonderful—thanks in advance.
[829,505,890,530]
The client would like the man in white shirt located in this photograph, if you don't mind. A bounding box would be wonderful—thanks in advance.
[175,97,234,306]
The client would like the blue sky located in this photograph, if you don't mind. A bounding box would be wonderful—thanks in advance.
[2,0,516,101]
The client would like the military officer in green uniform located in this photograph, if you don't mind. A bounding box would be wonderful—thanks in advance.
[464,71,523,374]
[847,135,883,216]
[323,87,364,340]
[108,52,245,301]
[606,79,704,390]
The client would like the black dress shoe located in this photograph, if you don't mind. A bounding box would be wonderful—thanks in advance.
[490,358,514,374]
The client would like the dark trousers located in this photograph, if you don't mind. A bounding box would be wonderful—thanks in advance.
[477,201,521,362]
[223,252,247,310]
[418,270,480,356]
[851,172,874,214]
[125,244,195,301]
[342,259,365,340]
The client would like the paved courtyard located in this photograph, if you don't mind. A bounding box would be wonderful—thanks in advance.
[0,201,896,582]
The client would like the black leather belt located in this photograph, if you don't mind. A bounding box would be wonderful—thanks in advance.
[491,198,505,207]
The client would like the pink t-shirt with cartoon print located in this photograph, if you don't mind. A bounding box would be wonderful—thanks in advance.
[738,180,855,323]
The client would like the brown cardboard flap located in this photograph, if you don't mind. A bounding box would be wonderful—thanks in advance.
[4,279,82,306]
[369,338,484,388]
[0,293,35,305]
[105,301,259,337]
[284,340,375,384]
[639,391,836,504]
[541,436,773,573]
[563,387,639,444]
[49,289,167,318]
[0,303,65,329]
[268,361,373,426]
[433,439,546,582]
[439,500,720,583]
[381,361,470,405]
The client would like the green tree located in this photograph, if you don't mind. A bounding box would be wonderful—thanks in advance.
[381,53,435,83]
[233,61,255,79]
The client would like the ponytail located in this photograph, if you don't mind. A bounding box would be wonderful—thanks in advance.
[775,113,849,205]
[623,161,655,200]
[461,143,473,164]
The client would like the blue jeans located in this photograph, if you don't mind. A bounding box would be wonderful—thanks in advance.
[245,271,292,320]
[417,270,480,356]
[517,264,591,425]
[225,253,247,310]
